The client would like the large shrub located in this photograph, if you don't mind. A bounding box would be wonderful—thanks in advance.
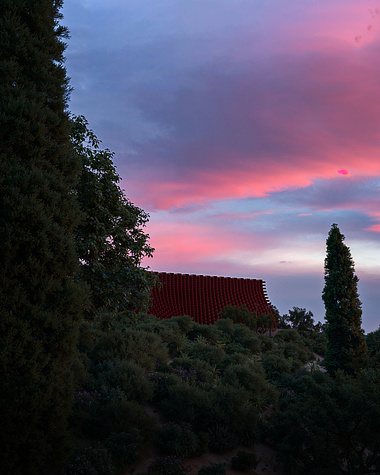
[160,383,210,427]
[272,369,380,474]
[104,430,143,470]
[262,351,293,380]
[84,399,156,440]
[222,363,277,409]
[90,329,168,369]
[93,360,154,402]
[186,343,225,366]
[156,422,200,458]
[63,444,115,475]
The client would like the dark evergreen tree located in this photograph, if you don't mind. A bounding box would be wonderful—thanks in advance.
[70,115,156,318]
[0,1,87,473]
[322,224,367,374]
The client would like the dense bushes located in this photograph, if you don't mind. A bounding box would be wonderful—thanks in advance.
[65,308,380,474]
[156,422,200,458]
[272,369,380,474]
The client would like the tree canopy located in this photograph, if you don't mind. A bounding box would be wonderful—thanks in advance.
[71,115,156,318]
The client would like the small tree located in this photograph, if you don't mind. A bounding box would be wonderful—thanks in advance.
[322,224,367,374]
[71,115,156,318]
[281,307,323,333]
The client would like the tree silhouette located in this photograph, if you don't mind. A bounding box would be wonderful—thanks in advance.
[0,1,87,472]
[322,224,367,374]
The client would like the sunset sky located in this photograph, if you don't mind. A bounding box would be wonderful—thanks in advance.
[63,0,380,332]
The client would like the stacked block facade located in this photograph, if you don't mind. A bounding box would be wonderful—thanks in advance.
[149,272,275,325]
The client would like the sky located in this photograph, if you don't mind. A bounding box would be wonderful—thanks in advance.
[62,0,380,333]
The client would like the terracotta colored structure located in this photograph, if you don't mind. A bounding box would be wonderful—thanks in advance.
[148,272,275,326]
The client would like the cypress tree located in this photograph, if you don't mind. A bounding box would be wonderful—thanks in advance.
[322,224,367,374]
[0,1,87,473]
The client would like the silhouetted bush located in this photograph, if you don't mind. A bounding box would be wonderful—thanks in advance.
[208,425,239,453]
[104,430,143,470]
[85,399,156,440]
[94,360,154,402]
[156,422,200,458]
[197,463,226,474]
[63,444,115,475]
[160,383,210,426]
[187,343,225,366]
[262,351,292,380]
[258,334,274,352]
[147,455,190,474]
[188,322,220,344]
[90,329,168,369]
[171,356,215,385]
[272,369,380,474]
[215,318,234,339]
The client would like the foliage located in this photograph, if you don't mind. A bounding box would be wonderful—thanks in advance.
[71,115,156,317]
[160,382,209,426]
[197,463,226,475]
[219,305,276,332]
[63,444,115,475]
[366,326,380,369]
[90,329,168,369]
[231,451,258,471]
[222,363,277,410]
[103,430,143,470]
[84,398,156,440]
[279,306,325,334]
[0,1,88,473]
[322,224,367,374]
[262,351,293,380]
[186,342,225,366]
[156,422,200,458]
[92,359,154,402]
[147,455,191,474]
[208,425,239,453]
[272,369,380,474]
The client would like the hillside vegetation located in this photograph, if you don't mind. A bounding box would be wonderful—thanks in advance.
[64,308,380,474]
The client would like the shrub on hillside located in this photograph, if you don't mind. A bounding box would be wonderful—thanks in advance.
[221,352,252,369]
[160,383,210,426]
[84,399,156,440]
[186,343,225,366]
[197,463,226,474]
[171,356,215,385]
[162,314,193,333]
[147,455,191,474]
[219,305,257,329]
[232,324,261,354]
[222,362,277,410]
[104,430,143,470]
[204,384,259,437]
[258,334,274,352]
[63,444,115,475]
[215,318,234,339]
[272,369,380,474]
[262,351,292,380]
[188,322,220,344]
[90,329,168,369]
[94,360,154,402]
[208,425,239,453]
[156,422,200,458]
